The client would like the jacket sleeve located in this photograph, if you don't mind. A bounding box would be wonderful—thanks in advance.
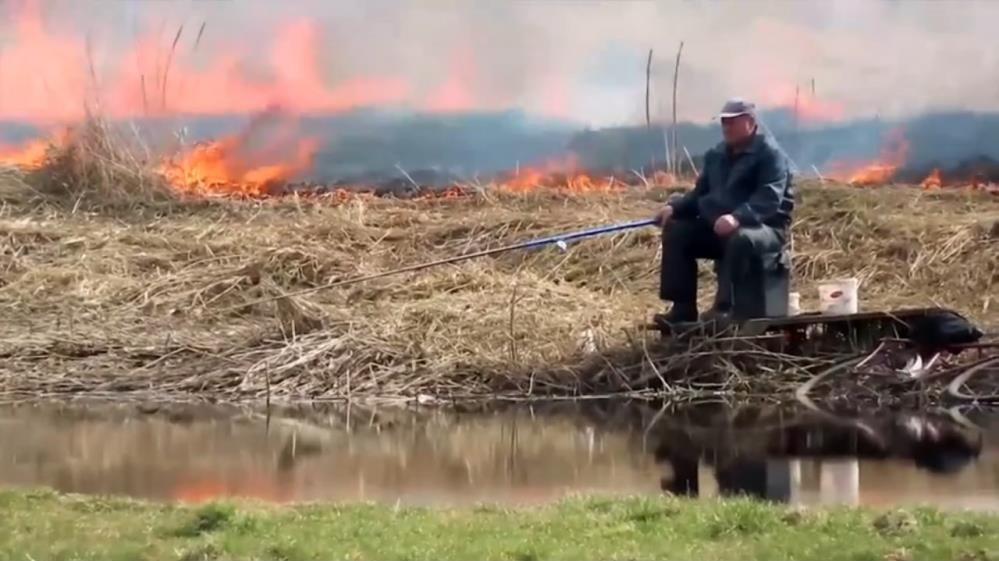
[667,157,710,219]
[731,148,787,227]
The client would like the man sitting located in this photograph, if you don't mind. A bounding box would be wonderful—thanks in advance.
[652,98,795,323]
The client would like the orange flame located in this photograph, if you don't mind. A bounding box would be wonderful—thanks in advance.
[0,138,51,170]
[157,109,319,197]
[919,169,999,192]
[845,163,898,186]
[826,128,910,186]
[0,128,71,170]
[501,154,578,192]
[158,138,318,197]
[920,168,942,190]
[497,154,649,194]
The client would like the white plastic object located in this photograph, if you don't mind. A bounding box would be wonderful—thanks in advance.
[788,291,801,316]
[817,278,859,315]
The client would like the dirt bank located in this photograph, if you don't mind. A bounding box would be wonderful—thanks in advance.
[0,175,996,401]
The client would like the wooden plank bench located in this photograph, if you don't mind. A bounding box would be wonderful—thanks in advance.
[645,307,957,356]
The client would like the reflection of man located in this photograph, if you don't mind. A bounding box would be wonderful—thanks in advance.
[658,454,699,496]
[653,98,795,322]
[655,445,788,502]
[657,456,789,502]
[715,459,777,501]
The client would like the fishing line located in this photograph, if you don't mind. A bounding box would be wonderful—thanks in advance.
[225,218,658,312]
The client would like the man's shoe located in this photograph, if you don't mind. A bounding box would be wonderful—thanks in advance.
[654,306,698,325]
[699,307,732,323]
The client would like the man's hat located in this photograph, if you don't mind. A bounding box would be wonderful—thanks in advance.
[718,98,756,119]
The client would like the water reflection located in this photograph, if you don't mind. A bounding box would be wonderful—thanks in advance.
[648,404,991,508]
[0,400,996,510]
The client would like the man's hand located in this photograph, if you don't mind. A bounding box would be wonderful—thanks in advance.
[714,214,740,237]
[653,205,673,226]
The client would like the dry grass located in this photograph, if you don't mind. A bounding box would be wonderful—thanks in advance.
[7,115,177,207]
[0,144,997,402]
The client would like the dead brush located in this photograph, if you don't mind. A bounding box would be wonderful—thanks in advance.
[0,176,995,403]
[21,114,177,208]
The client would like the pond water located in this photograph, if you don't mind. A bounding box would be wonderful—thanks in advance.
[0,400,997,511]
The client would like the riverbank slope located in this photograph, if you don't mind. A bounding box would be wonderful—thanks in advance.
[1,176,996,400]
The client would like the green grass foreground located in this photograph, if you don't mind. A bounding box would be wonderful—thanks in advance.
[2,489,998,561]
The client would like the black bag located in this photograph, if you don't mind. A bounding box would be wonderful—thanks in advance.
[907,310,984,354]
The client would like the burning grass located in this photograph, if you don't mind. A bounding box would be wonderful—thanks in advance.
[8,118,178,206]
[0,164,996,403]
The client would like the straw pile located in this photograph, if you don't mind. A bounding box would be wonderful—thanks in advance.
[0,144,997,403]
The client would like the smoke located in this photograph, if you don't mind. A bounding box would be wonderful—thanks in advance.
[3,0,998,127]
[3,0,999,184]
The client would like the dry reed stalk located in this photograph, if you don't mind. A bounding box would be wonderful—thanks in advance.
[19,115,177,208]
[645,47,653,130]
[670,41,684,175]
[161,24,185,111]
[141,74,149,116]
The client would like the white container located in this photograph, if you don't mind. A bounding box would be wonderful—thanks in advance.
[788,292,801,316]
[818,459,860,506]
[818,278,859,315]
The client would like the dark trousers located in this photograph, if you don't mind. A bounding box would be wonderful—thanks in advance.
[660,218,785,313]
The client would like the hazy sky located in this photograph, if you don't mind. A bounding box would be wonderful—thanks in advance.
[3,0,998,127]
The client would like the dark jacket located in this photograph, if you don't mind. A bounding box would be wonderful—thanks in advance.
[668,132,795,231]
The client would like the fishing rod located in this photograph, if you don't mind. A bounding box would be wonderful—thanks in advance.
[235,218,657,310]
